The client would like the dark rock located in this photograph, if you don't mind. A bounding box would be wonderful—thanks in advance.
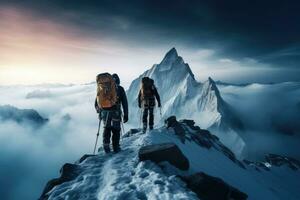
[256,162,271,171]
[190,134,213,149]
[39,163,81,200]
[123,128,141,137]
[165,116,178,128]
[129,128,140,134]
[182,172,248,200]
[265,154,300,170]
[165,116,187,143]
[179,119,195,127]
[243,154,300,172]
[243,160,270,171]
[78,154,96,163]
[179,119,201,131]
[164,116,245,169]
[138,143,189,170]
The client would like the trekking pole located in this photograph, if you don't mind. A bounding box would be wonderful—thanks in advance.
[93,118,102,155]
[159,105,163,122]
[121,120,125,141]
[139,108,143,129]
[120,112,125,141]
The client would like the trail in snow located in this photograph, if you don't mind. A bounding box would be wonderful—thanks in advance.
[46,123,300,200]
[48,131,198,200]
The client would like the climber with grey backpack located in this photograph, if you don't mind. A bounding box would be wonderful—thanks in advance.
[94,73,128,154]
[138,77,161,133]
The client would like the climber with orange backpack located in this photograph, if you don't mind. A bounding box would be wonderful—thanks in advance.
[138,77,161,133]
[94,73,128,153]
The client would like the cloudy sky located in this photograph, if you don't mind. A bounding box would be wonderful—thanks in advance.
[0,0,299,86]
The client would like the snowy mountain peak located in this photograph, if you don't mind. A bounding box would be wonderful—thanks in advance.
[200,77,244,134]
[204,77,221,99]
[151,48,195,81]
[127,48,244,155]
[161,47,178,62]
[208,76,214,84]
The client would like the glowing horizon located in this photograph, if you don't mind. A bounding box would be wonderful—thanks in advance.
[1,6,299,87]
[0,7,159,86]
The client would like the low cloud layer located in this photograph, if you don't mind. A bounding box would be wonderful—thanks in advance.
[0,84,100,200]
[219,82,300,159]
[0,80,299,199]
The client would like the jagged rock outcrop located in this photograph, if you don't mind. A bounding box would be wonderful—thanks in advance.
[40,163,81,200]
[77,154,96,164]
[181,172,248,200]
[265,154,300,170]
[123,128,141,138]
[139,143,190,170]
[243,154,300,172]
[165,116,245,169]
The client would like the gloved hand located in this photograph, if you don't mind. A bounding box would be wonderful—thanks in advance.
[138,103,141,108]
[123,115,128,123]
[158,103,161,108]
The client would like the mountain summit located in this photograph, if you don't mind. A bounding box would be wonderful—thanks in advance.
[163,47,178,58]
[127,48,244,155]
[141,47,195,80]
[160,47,179,65]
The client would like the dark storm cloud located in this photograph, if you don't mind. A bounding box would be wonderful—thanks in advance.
[1,0,300,67]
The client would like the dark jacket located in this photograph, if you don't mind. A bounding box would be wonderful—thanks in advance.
[138,85,161,108]
[95,85,128,119]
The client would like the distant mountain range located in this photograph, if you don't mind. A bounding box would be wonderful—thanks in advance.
[0,105,48,126]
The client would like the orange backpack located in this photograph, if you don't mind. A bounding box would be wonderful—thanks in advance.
[96,73,117,109]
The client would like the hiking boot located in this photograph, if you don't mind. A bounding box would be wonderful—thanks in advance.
[142,127,147,134]
[113,146,121,153]
[149,126,153,130]
[103,144,111,153]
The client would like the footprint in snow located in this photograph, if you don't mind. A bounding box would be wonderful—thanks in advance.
[139,171,150,178]
[154,180,165,185]
[136,191,147,200]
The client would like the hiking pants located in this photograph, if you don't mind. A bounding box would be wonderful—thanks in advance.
[103,127,120,148]
[142,107,154,129]
[100,110,121,148]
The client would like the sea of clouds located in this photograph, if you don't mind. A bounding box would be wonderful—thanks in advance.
[0,81,299,199]
[218,82,300,160]
[0,84,101,200]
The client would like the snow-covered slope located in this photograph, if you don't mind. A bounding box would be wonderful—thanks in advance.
[40,119,300,200]
[41,128,199,200]
[127,48,245,156]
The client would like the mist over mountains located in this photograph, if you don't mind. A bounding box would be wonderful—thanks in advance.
[0,105,48,126]
[0,48,299,199]
[218,81,300,159]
